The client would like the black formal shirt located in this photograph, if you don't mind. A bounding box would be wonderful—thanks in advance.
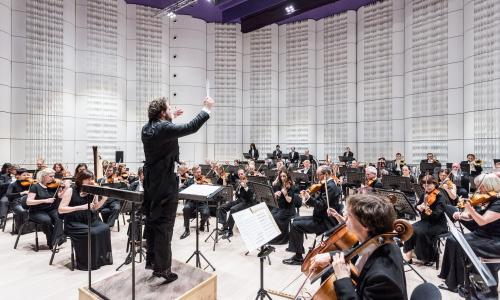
[29,183,58,212]
[5,181,29,202]
[305,179,341,228]
[272,149,282,158]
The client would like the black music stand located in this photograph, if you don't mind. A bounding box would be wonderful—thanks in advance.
[445,215,497,300]
[376,189,419,217]
[338,156,354,165]
[81,184,143,300]
[412,183,425,200]
[346,172,365,186]
[267,153,276,159]
[205,185,233,251]
[243,153,252,160]
[382,175,412,192]
[263,169,278,180]
[252,182,279,209]
[420,162,441,173]
[179,185,226,271]
[247,175,269,186]
[291,172,310,188]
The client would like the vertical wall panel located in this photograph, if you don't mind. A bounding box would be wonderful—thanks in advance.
[25,0,64,165]
[0,0,11,164]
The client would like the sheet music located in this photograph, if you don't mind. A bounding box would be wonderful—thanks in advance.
[179,184,222,198]
[232,202,280,253]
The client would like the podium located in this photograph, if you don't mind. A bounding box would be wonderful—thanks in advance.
[81,184,143,300]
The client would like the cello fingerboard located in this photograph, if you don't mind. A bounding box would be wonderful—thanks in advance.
[265,289,295,299]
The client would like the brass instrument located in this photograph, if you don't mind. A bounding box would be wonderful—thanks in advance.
[432,155,439,164]
[398,156,405,165]
[473,158,483,166]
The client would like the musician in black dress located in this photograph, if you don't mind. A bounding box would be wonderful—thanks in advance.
[179,166,211,239]
[142,96,212,281]
[283,166,341,265]
[27,168,66,249]
[404,175,447,266]
[272,145,282,158]
[438,174,500,300]
[0,168,30,231]
[269,170,298,245]
[438,169,458,205]
[58,169,112,270]
[219,169,255,239]
[74,163,88,177]
[96,167,122,228]
[249,143,259,160]
[309,194,407,300]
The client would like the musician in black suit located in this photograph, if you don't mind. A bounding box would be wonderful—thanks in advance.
[141,96,213,282]
[179,166,211,239]
[308,194,407,300]
[272,145,282,158]
[300,160,312,182]
[219,169,255,239]
[249,143,259,160]
[365,166,383,188]
[421,153,436,163]
[389,153,403,176]
[343,147,354,158]
[462,154,483,177]
[289,147,300,167]
[303,149,314,162]
[283,166,341,265]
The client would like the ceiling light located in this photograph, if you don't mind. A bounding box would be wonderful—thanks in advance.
[286,5,295,14]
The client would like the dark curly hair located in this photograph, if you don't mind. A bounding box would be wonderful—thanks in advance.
[148,97,169,119]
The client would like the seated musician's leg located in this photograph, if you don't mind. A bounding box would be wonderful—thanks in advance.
[218,201,238,230]
[283,216,321,265]
[198,202,210,231]
[223,202,249,238]
[180,201,196,239]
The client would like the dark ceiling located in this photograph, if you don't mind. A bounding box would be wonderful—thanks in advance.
[125,0,379,32]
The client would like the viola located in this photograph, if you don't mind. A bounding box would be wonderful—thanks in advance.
[300,180,326,198]
[196,175,211,185]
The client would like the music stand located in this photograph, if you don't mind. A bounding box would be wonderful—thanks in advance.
[263,169,278,180]
[420,162,441,173]
[382,175,412,192]
[247,175,269,186]
[376,189,419,216]
[252,182,279,209]
[281,154,289,165]
[412,183,425,200]
[81,184,143,300]
[338,156,354,164]
[460,164,471,174]
[243,153,252,160]
[346,172,365,186]
[445,215,497,300]
[267,153,276,159]
[205,185,233,251]
[291,172,310,186]
[338,166,349,176]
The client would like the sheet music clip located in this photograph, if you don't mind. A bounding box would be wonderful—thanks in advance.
[257,245,275,258]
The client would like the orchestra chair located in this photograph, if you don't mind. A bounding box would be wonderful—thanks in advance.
[410,283,442,300]
[49,214,75,270]
[433,205,461,270]
[189,210,210,232]
[2,207,14,233]
[98,207,120,232]
[13,196,40,252]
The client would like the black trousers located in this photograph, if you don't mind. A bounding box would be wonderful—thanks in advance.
[144,199,178,273]
[183,201,210,229]
[0,196,10,219]
[218,200,252,231]
[288,216,328,255]
[30,208,63,248]
[98,200,121,227]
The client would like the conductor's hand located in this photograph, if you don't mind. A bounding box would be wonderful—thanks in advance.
[173,107,184,119]
[332,252,351,280]
[204,97,214,110]
[309,253,331,270]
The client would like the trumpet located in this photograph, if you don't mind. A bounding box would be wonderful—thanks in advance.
[473,158,483,166]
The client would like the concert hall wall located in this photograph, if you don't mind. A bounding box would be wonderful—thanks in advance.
[0,0,499,171]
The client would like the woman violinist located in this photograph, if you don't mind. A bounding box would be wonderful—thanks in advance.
[403,175,447,266]
[74,163,88,177]
[0,168,30,231]
[215,165,229,186]
[58,169,113,270]
[27,168,68,249]
[308,194,407,300]
[438,169,458,205]
[438,174,500,299]
[269,170,298,245]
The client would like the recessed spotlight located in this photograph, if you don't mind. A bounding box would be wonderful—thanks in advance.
[286,5,295,14]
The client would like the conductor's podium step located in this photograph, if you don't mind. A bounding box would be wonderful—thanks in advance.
[78,259,216,300]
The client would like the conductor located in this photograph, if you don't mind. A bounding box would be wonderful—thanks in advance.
[142,96,214,282]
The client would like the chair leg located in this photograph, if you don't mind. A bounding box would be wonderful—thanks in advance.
[14,222,26,249]
[35,224,39,252]
[117,218,120,232]
[122,213,126,226]
[71,241,75,271]
[50,236,60,265]
[2,215,7,232]
[207,218,210,232]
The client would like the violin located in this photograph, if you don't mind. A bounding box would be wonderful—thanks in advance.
[107,174,123,183]
[285,179,291,190]
[46,179,63,189]
[424,189,439,215]
[366,177,376,187]
[196,175,211,185]
[298,220,413,300]
[458,191,497,209]
[20,178,36,187]
[300,180,326,198]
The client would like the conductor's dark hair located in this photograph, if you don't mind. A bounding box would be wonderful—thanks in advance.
[74,163,88,176]
[75,169,94,192]
[148,97,168,119]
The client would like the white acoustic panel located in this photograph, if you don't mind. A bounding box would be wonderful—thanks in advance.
[411,0,449,164]
[362,0,393,163]
[135,5,163,164]
[324,13,349,158]
[473,0,500,169]
[25,0,64,165]
[85,0,118,163]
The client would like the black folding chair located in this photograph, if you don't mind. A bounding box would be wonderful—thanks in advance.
[14,196,40,252]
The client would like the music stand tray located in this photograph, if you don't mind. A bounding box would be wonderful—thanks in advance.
[376,189,419,216]
[281,154,290,160]
[338,156,354,163]
[267,153,276,159]
[243,153,252,160]
[412,183,425,201]
[252,182,279,208]
[291,172,309,185]
[382,175,412,192]
[247,176,269,186]
[346,172,365,186]
[420,162,441,173]
[263,169,278,179]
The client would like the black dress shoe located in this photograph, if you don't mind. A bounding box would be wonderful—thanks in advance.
[199,225,205,232]
[145,262,154,270]
[222,231,233,239]
[423,262,434,267]
[153,270,178,283]
[180,230,190,239]
[438,284,449,291]
[283,255,304,265]
[404,259,413,264]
